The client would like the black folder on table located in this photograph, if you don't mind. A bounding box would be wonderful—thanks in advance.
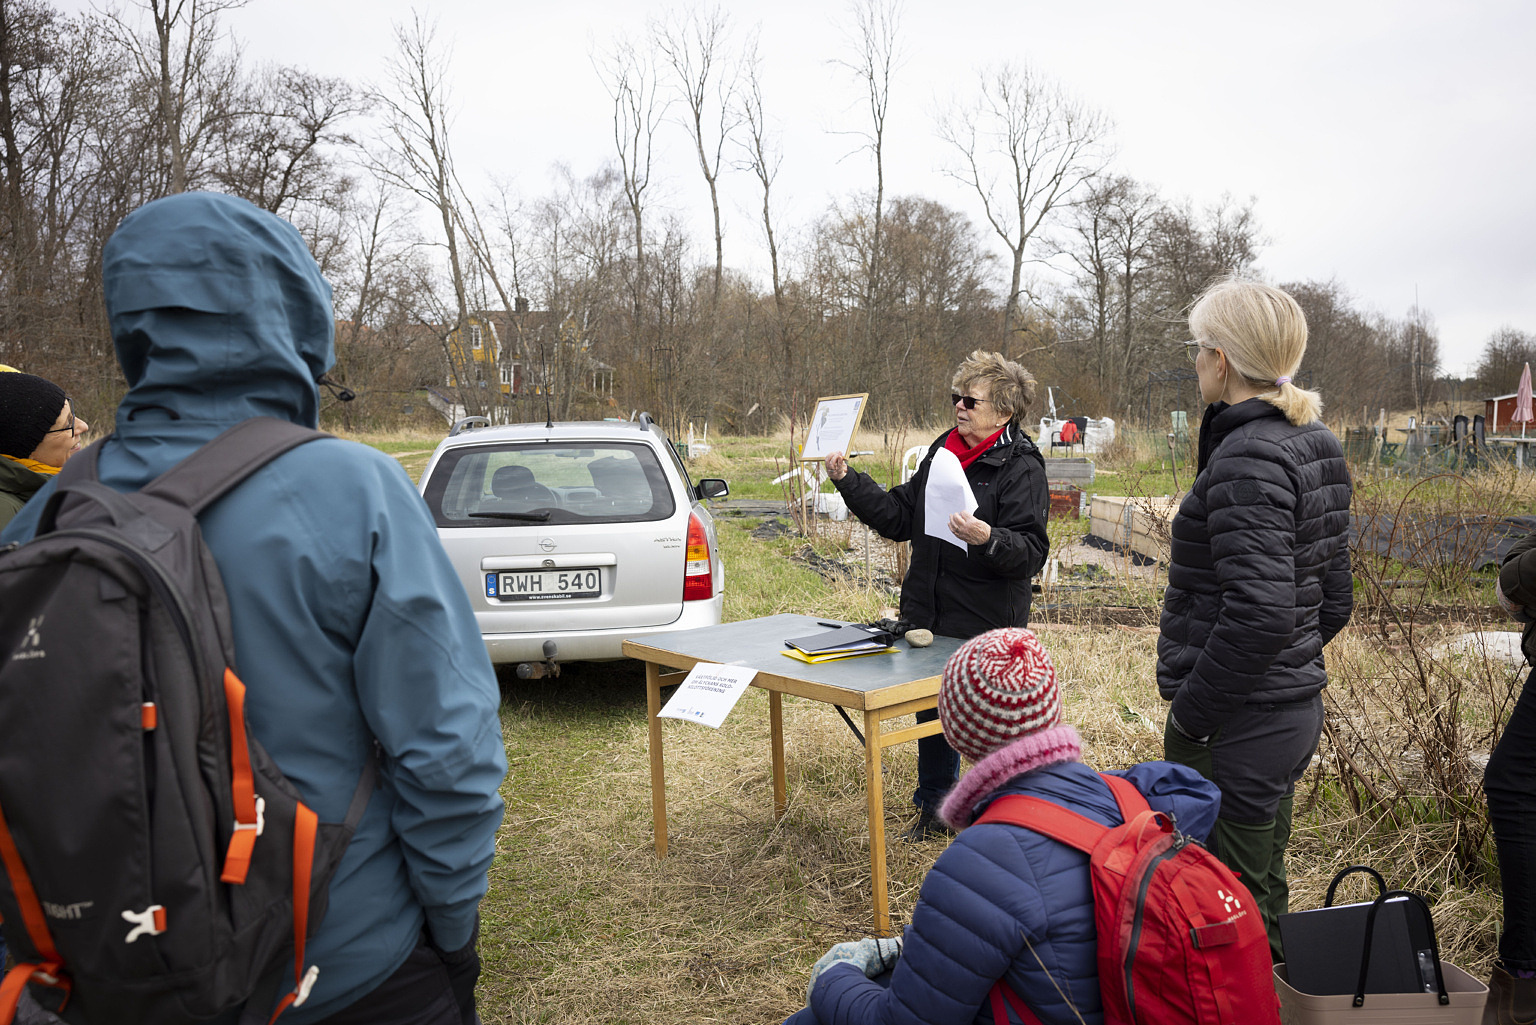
[1278,896,1439,996]
[783,624,895,655]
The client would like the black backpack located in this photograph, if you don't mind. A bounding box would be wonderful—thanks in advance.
[0,418,374,1024]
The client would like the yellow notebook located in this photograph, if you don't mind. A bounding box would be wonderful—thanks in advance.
[780,646,896,665]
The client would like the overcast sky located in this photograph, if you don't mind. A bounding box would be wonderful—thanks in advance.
[92,0,1536,378]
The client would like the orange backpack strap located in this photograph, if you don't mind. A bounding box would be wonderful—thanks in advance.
[220,668,261,885]
[264,803,319,1025]
[0,798,71,1019]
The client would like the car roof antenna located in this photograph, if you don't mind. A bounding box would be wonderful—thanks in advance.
[542,343,554,429]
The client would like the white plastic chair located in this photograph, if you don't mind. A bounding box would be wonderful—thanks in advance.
[901,445,924,485]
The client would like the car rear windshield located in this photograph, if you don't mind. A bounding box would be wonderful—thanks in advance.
[423,441,678,527]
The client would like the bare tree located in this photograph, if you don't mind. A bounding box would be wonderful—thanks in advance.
[653,4,737,318]
[938,61,1108,343]
[1400,303,1440,420]
[0,3,133,395]
[101,0,248,194]
[213,66,361,216]
[1059,176,1164,411]
[451,176,532,422]
[371,14,479,414]
[832,0,901,369]
[595,34,666,419]
[737,35,797,421]
[1473,327,1536,396]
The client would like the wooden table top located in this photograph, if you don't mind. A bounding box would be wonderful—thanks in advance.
[623,613,965,711]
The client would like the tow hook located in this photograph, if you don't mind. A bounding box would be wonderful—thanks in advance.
[516,640,561,680]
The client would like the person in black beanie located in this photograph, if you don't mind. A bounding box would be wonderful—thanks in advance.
[0,371,90,530]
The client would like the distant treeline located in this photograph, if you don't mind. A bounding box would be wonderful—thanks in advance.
[0,0,1524,436]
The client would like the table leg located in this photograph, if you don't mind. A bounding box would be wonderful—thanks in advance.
[646,660,668,858]
[770,691,787,819]
[865,707,890,937]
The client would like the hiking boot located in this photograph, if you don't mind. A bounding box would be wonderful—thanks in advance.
[901,808,954,843]
[1485,964,1536,1025]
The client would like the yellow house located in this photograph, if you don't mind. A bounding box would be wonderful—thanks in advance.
[444,309,614,399]
[444,315,513,395]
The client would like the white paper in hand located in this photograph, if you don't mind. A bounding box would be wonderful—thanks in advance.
[923,447,978,550]
[657,662,758,728]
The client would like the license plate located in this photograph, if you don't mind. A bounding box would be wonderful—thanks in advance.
[487,569,602,601]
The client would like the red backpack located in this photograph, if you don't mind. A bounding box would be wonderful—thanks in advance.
[976,772,1278,1025]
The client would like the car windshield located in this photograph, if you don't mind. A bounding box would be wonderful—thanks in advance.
[423,441,677,527]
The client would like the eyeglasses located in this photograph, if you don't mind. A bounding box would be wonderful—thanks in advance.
[1184,341,1216,365]
[43,401,76,434]
[951,393,993,410]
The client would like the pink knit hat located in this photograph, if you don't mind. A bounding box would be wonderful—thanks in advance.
[937,628,1062,762]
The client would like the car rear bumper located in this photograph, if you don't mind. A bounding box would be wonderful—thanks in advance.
[479,594,725,663]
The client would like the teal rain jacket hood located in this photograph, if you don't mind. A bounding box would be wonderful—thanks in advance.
[2,193,507,1022]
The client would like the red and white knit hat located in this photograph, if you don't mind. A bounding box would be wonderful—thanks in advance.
[937,628,1062,763]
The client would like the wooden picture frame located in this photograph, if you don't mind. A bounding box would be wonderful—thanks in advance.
[800,393,869,462]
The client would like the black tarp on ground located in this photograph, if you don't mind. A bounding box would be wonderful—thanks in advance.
[1350,514,1536,571]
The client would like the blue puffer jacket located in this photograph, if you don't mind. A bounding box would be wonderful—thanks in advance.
[809,759,1221,1025]
[0,193,507,1022]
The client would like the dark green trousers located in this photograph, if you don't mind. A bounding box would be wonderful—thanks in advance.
[1163,700,1322,961]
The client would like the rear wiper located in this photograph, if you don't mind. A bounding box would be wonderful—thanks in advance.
[468,511,552,521]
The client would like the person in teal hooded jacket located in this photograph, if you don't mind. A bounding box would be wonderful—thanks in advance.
[0,193,507,1025]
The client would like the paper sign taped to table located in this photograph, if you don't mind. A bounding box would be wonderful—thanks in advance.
[657,662,759,729]
[923,447,978,550]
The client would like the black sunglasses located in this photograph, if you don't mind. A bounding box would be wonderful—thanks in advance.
[43,400,76,434]
[951,393,993,410]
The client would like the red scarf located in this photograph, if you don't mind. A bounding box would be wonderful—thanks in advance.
[945,425,1006,469]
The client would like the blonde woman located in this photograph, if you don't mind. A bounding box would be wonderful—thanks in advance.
[1157,279,1352,958]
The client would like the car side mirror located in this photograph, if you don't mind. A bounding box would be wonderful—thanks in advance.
[696,478,729,500]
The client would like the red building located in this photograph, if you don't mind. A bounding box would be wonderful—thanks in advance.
[1486,393,1528,433]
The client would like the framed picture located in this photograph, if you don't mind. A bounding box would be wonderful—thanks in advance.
[799,393,869,462]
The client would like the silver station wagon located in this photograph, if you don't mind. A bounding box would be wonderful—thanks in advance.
[418,414,729,676]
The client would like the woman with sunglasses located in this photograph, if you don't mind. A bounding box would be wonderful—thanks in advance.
[826,350,1050,841]
[0,372,90,530]
[1158,278,1351,960]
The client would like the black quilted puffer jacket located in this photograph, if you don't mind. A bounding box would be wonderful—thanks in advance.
[1157,399,1353,738]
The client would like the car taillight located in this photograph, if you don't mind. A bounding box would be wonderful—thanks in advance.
[683,511,713,601]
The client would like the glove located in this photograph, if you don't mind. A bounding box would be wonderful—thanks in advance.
[1168,710,1210,745]
[427,915,482,1025]
[805,936,903,1002]
[1497,578,1533,623]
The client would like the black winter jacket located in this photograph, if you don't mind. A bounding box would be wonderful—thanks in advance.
[833,424,1049,638]
[1498,530,1536,665]
[1157,399,1353,738]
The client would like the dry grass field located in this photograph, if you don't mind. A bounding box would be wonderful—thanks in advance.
[354,424,1526,1024]
[472,611,1518,1024]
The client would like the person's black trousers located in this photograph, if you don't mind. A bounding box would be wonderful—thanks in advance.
[1485,666,1536,973]
[313,924,480,1025]
[913,707,960,816]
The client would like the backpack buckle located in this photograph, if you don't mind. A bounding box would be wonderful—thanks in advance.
[293,965,320,1007]
[122,905,166,943]
[233,795,266,837]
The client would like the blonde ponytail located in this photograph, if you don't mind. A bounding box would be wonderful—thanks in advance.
[1268,380,1323,425]
[1190,278,1321,425]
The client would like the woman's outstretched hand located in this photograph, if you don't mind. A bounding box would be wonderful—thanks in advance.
[825,451,848,481]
